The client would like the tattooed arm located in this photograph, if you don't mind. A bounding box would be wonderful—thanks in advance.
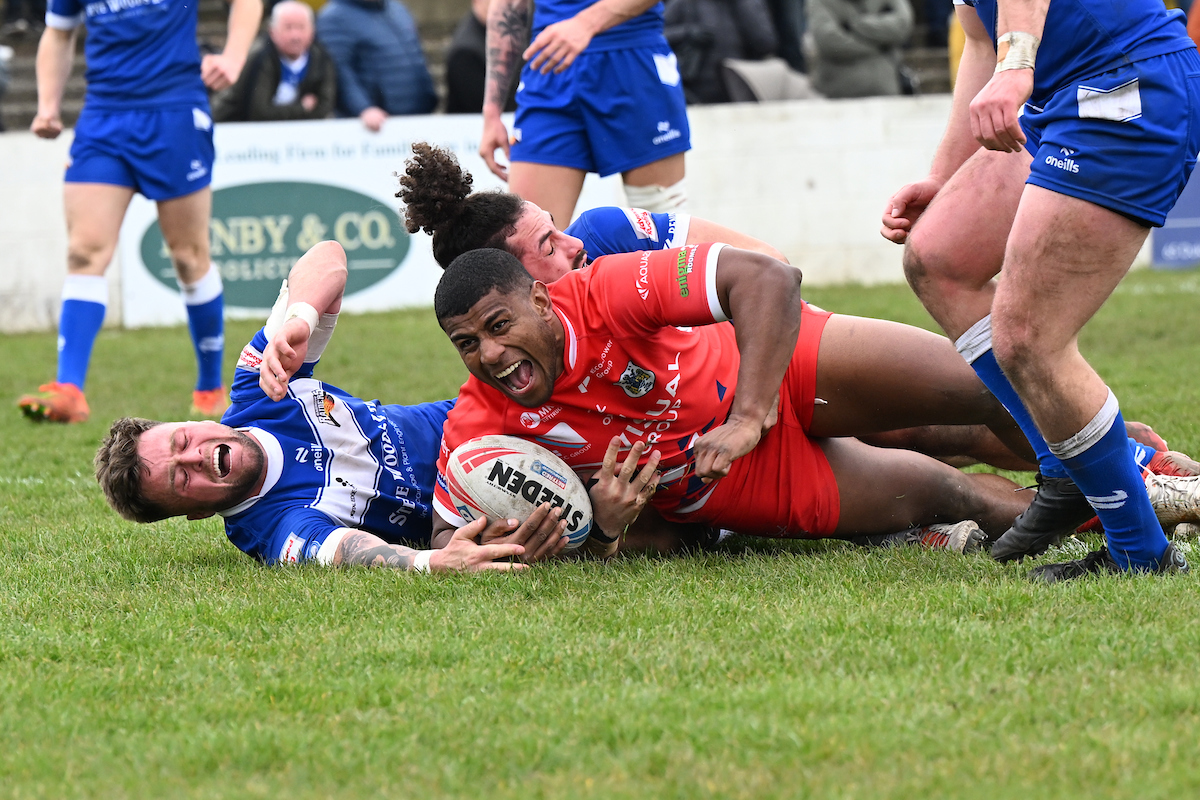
[480,0,533,181]
[329,518,528,572]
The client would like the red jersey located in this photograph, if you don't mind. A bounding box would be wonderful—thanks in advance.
[435,243,740,526]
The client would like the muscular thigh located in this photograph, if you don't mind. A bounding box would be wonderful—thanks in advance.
[808,314,1002,437]
[906,146,1030,284]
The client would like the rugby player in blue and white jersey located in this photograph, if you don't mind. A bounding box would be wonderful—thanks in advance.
[882,0,1200,579]
[479,0,690,228]
[19,0,262,424]
[94,241,568,572]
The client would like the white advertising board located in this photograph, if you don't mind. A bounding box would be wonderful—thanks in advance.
[116,115,624,328]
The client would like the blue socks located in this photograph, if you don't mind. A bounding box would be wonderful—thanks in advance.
[956,316,1167,570]
[1050,394,1168,571]
[955,317,1069,479]
[56,274,108,389]
[178,267,225,392]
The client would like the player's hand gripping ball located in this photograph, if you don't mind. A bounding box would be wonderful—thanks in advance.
[445,436,593,551]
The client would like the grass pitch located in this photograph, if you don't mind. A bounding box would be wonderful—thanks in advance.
[3,269,1200,798]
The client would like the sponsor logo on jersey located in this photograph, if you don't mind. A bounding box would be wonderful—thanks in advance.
[615,361,656,397]
[281,532,304,563]
[485,460,587,532]
[313,390,341,426]
[237,344,265,372]
[1045,147,1080,174]
[676,248,691,297]
[635,252,651,300]
[623,208,658,241]
[520,411,541,429]
[334,476,359,517]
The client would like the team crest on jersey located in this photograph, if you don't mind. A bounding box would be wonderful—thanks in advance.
[313,389,341,427]
[615,361,655,397]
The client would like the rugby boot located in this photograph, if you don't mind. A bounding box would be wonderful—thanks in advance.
[1125,420,1169,453]
[191,387,229,419]
[1030,542,1189,583]
[990,474,1096,563]
[852,520,986,555]
[1144,471,1200,528]
[17,382,89,423]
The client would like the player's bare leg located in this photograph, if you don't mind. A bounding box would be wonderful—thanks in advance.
[507,162,587,228]
[18,183,135,422]
[903,146,1029,340]
[808,313,1035,463]
[992,187,1169,570]
[821,437,1030,540]
[861,424,1037,471]
[157,186,213,284]
[622,152,686,212]
[64,182,136,277]
[158,186,227,415]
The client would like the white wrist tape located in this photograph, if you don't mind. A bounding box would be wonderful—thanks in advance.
[995,31,1039,73]
[412,549,434,573]
[284,302,319,335]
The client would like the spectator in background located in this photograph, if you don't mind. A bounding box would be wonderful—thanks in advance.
[1,0,46,39]
[212,1,337,122]
[316,0,436,131]
[805,0,913,98]
[663,0,778,104]
[446,0,518,113]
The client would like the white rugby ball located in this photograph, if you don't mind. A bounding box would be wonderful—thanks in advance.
[445,435,593,551]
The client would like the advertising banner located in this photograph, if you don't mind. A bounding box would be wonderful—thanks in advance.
[117,115,624,327]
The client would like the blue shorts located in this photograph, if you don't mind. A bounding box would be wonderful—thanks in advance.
[510,43,691,177]
[1020,48,1200,227]
[66,106,215,201]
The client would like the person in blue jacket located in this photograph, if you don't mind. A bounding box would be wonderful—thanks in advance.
[317,0,437,131]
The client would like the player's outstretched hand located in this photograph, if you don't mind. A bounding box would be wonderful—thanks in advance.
[587,438,661,548]
[479,115,512,181]
[259,318,311,400]
[881,178,943,244]
[969,69,1032,153]
[479,503,568,562]
[524,17,594,74]
[201,53,245,92]
[430,517,530,572]
[31,111,63,139]
[694,417,761,483]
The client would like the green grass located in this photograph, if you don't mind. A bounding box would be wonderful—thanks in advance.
[4,269,1200,798]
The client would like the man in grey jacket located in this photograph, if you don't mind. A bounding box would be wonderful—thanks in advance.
[805,0,912,98]
[317,0,437,131]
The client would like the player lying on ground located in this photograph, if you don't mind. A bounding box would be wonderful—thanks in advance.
[881,0,1200,579]
[94,241,1200,565]
[93,241,572,572]
[399,142,1175,478]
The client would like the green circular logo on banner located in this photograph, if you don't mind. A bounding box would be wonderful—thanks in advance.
[140,182,410,308]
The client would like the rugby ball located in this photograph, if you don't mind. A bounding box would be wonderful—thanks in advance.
[445,435,593,551]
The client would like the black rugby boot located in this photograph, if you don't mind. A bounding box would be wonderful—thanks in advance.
[990,473,1096,563]
[1029,542,1190,583]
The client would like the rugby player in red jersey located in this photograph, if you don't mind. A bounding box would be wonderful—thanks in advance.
[429,244,1035,550]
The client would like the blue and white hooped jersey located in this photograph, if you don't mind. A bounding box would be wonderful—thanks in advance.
[954,0,1193,105]
[46,0,207,109]
[218,328,452,564]
[565,207,690,261]
[532,0,665,52]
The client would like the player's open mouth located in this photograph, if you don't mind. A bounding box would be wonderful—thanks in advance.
[213,444,232,478]
[495,359,535,393]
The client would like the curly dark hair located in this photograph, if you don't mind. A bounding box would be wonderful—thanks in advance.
[95,417,169,523]
[397,142,525,268]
